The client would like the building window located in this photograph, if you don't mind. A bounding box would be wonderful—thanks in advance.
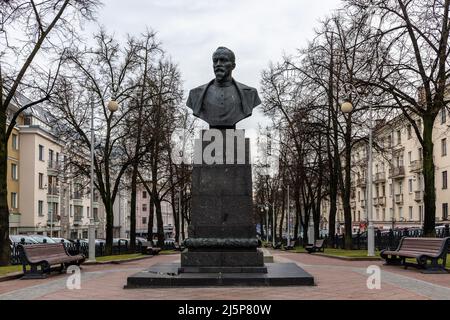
[396,130,401,145]
[11,192,17,209]
[443,203,449,220]
[142,217,147,225]
[38,173,44,189]
[38,201,44,216]
[48,149,54,168]
[407,125,412,139]
[442,138,447,156]
[142,203,147,212]
[70,205,73,217]
[87,206,90,218]
[93,208,98,221]
[418,148,423,160]
[11,163,18,180]
[382,208,386,221]
[408,151,412,164]
[39,145,44,161]
[142,191,147,199]
[441,108,447,124]
[409,206,413,220]
[399,207,403,219]
[443,171,448,189]
[408,179,413,193]
[12,134,18,150]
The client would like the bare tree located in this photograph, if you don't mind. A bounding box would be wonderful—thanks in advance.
[348,0,450,236]
[0,0,100,266]
[51,29,142,255]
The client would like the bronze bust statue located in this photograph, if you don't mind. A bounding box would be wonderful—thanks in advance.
[186,47,261,128]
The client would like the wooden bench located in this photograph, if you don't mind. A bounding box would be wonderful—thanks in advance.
[273,242,282,250]
[305,239,325,253]
[380,237,450,273]
[284,240,296,250]
[141,241,161,255]
[18,243,85,279]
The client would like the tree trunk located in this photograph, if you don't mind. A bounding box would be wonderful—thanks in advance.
[0,112,10,266]
[129,161,138,251]
[342,116,353,250]
[422,113,437,236]
[105,198,113,255]
[278,189,285,242]
[147,195,154,241]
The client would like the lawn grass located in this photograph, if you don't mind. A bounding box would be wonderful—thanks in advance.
[159,250,178,255]
[0,265,22,276]
[290,246,450,266]
[95,253,143,262]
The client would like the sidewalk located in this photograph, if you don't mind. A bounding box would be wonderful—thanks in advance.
[0,251,448,300]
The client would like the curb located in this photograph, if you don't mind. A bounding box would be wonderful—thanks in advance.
[313,253,382,261]
[83,255,155,265]
[0,272,23,282]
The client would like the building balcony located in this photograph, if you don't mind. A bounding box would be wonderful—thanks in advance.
[47,162,60,176]
[389,166,405,179]
[9,213,21,226]
[395,194,404,204]
[47,194,59,203]
[374,172,386,183]
[71,192,83,200]
[374,196,386,206]
[357,178,367,187]
[73,216,83,226]
[414,190,423,202]
[47,216,60,226]
[409,159,423,173]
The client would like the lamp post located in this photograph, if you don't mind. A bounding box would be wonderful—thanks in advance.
[341,97,375,256]
[265,202,275,247]
[88,98,119,262]
[178,187,183,244]
[287,184,290,248]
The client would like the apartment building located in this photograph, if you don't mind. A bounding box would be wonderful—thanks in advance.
[6,102,24,235]
[7,96,106,239]
[323,108,450,234]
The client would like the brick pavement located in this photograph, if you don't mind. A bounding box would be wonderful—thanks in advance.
[0,251,448,300]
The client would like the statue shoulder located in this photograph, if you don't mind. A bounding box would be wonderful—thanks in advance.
[186,82,211,110]
[234,81,257,92]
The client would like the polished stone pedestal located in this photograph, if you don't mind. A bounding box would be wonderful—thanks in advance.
[125,129,315,288]
[125,262,314,288]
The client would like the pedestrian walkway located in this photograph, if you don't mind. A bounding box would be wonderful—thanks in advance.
[0,251,448,300]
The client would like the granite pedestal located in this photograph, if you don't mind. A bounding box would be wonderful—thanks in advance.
[126,130,314,288]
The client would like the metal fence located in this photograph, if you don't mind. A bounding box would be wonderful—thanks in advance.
[326,225,450,251]
[10,238,178,265]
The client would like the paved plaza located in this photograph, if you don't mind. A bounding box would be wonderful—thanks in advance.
[0,251,449,300]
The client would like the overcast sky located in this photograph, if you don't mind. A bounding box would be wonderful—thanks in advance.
[84,0,343,131]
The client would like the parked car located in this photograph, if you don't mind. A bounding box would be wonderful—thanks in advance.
[51,237,72,244]
[9,235,39,244]
[28,234,56,244]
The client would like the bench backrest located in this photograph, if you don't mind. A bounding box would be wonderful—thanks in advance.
[397,237,449,255]
[315,239,324,247]
[20,243,68,262]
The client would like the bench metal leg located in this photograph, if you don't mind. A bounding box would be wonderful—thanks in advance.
[21,264,47,280]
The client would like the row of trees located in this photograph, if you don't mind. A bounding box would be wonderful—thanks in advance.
[0,0,192,264]
[257,0,450,249]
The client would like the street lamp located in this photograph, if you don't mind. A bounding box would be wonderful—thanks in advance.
[341,96,375,257]
[88,98,119,262]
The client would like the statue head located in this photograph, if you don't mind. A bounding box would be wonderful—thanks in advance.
[212,47,236,83]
